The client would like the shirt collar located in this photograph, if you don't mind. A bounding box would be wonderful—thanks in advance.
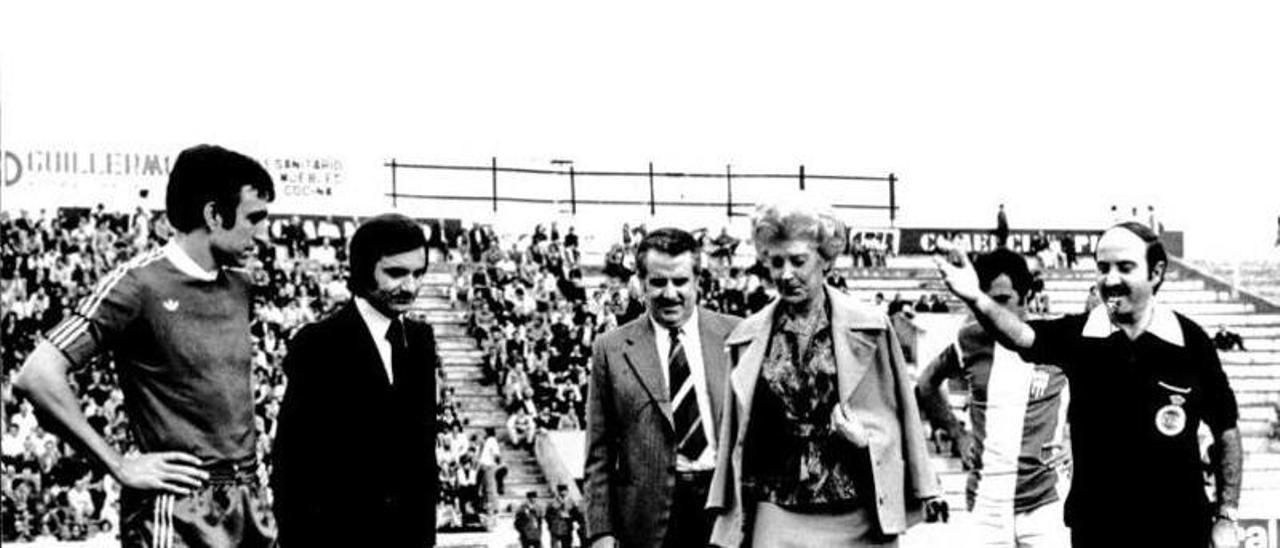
[163,241,218,281]
[649,308,699,339]
[354,296,396,339]
[1081,299,1184,347]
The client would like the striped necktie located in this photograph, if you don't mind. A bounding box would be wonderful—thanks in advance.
[667,327,707,461]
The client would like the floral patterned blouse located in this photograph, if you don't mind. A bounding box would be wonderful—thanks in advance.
[742,302,864,509]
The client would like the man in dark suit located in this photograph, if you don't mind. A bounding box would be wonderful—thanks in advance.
[272,213,438,547]
[546,484,575,548]
[584,228,741,548]
[515,491,545,548]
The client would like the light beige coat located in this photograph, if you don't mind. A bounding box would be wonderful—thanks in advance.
[706,287,940,547]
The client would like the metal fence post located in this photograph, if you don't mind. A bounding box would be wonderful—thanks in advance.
[569,165,577,215]
[648,162,656,216]
[490,157,498,213]
[888,172,897,226]
[726,164,733,218]
[390,158,398,208]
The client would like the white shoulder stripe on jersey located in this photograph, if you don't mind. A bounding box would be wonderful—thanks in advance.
[45,313,87,347]
[46,249,165,353]
[75,248,165,319]
[46,315,89,349]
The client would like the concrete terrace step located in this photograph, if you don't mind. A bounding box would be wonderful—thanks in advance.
[1217,378,1280,393]
[423,272,455,285]
[1187,314,1280,327]
[845,288,1231,305]
[1220,352,1280,366]
[1165,302,1257,315]
[836,278,1207,293]
[453,399,504,414]
[440,349,487,360]
[1231,365,1280,382]
[1047,291,1229,304]
[433,324,472,337]
[442,358,485,369]
[438,339,478,351]
[1244,451,1280,470]
[411,300,456,311]
[1240,339,1280,351]
[421,313,470,326]
[1044,279,1203,291]
[1241,420,1277,438]
[465,417,510,429]
[442,368,488,382]
[1241,405,1280,423]
[448,385,504,398]
[1237,392,1280,407]
[1233,327,1280,338]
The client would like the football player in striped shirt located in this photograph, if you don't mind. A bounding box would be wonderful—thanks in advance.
[15,144,277,548]
[918,249,1070,547]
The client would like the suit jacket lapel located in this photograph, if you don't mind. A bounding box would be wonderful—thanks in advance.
[341,301,394,391]
[622,319,675,431]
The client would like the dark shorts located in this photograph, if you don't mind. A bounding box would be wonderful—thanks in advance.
[120,469,276,548]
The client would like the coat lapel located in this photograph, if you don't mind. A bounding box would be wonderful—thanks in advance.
[621,318,675,430]
[828,287,887,404]
[726,298,778,440]
[699,310,730,434]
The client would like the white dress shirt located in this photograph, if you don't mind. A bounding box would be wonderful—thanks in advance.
[651,312,718,471]
[354,296,396,384]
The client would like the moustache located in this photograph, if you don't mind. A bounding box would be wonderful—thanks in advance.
[1100,286,1129,299]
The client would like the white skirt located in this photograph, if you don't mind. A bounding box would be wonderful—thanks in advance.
[750,501,899,548]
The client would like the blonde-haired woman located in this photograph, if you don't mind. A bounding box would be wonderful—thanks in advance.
[707,198,947,547]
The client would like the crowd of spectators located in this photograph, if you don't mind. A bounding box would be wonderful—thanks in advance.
[0,206,347,543]
[849,231,895,268]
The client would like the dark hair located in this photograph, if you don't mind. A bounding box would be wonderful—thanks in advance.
[347,213,428,295]
[973,249,1034,299]
[165,144,274,233]
[1107,221,1168,293]
[635,227,701,278]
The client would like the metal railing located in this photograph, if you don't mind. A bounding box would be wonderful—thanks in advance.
[385,158,899,224]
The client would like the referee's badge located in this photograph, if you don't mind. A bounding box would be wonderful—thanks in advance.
[1155,396,1187,437]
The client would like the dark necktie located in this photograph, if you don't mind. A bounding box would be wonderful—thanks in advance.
[667,327,707,461]
[386,318,411,388]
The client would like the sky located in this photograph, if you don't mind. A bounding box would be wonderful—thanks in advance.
[2,1,1278,258]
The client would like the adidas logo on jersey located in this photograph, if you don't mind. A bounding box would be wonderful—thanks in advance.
[163,299,180,312]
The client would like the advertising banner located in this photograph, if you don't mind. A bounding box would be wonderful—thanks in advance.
[898,227,1184,257]
[2,146,347,214]
[1241,519,1279,548]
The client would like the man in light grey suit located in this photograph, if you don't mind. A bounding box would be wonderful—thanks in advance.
[585,227,741,548]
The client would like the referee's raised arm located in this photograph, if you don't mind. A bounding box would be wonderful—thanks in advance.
[932,238,1037,351]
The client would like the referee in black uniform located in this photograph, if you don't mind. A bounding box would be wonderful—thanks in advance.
[935,222,1243,548]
